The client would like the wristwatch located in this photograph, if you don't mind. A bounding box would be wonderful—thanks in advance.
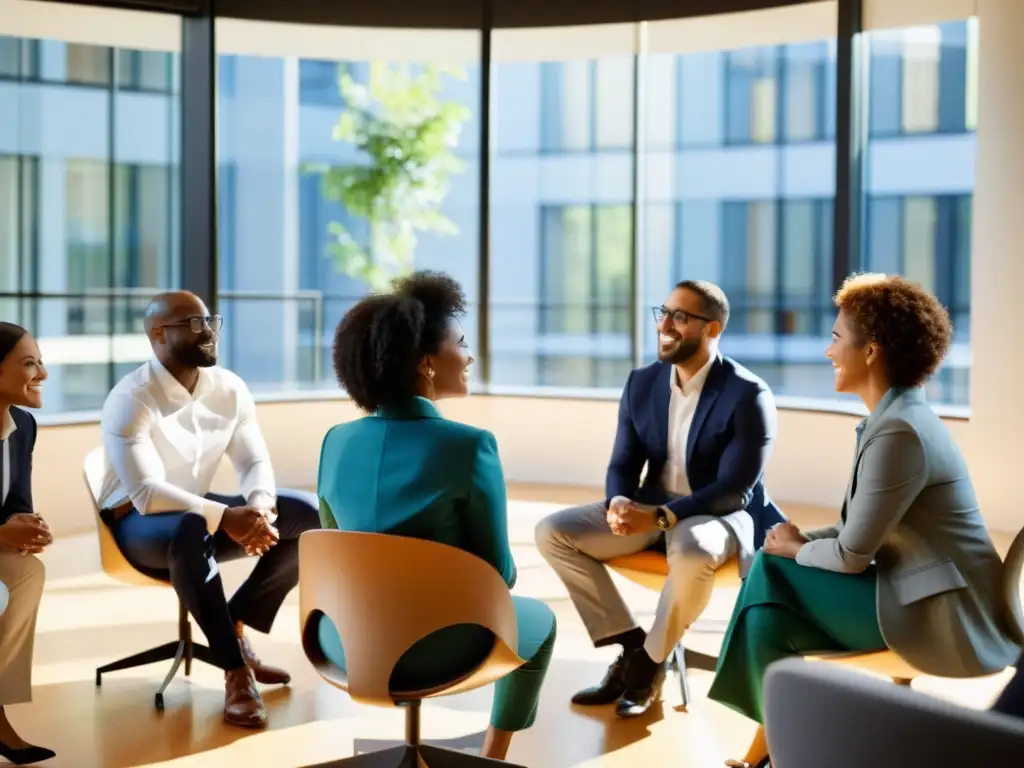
[655,507,672,530]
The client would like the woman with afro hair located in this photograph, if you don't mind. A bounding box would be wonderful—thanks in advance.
[707,274,1021,768]
[314,271,556,762]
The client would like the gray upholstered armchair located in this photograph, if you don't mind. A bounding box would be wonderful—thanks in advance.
[764,657,1024,767]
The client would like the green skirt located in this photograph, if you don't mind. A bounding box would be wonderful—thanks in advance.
[707,550,886,723]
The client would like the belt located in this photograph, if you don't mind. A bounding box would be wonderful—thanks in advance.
[99,500,134,527]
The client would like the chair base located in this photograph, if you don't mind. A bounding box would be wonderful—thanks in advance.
[303,745,524,768]
[302,701,525,768]
[669,642,719,711]
[94,600,217,710]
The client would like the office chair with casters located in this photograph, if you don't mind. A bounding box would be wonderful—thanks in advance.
[84,446,217,710]
[298,530,529,767]
[606,549,741,710]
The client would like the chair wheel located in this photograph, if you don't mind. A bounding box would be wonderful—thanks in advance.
[155,693,164,710]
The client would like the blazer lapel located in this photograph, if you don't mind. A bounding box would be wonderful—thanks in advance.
[652,363,671,458]
[2,431,14,509]
[685,357,723,469]
[842,388,919,522]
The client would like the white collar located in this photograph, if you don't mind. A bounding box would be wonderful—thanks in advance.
[0,407,17,441]
[149,358,211,401]
[670,353,716,397]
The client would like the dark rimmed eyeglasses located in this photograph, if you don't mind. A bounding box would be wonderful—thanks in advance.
[158,314,223,334]
[652,306,712,326]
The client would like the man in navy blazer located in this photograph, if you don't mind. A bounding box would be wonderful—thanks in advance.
[536,279,785,717]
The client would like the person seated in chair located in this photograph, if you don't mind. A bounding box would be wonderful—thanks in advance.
[317,271,556,762]
[97,292,320,729]
[535,279,785,718]
[0,323,55,765]
[707,274,1022,768]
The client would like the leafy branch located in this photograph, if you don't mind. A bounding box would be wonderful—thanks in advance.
[309,61,470,291]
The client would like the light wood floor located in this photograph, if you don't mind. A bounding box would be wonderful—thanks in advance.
[10,486,1016,768]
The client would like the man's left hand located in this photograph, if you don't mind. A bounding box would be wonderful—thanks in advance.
[608,500,658,537]
[764,522,807,559]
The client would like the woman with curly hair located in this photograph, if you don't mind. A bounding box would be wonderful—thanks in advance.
[315,271,556,762]
[708,274,1022,768]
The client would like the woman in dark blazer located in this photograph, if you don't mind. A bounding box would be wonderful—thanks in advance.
[0,322,55,764]
[316,272,556,762]
[707,275,1021,767]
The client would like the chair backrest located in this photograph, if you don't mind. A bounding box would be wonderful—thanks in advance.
[1003,525,1024,644]
[298,530,525,708]
[765,657,1024,767]
[83,445,167,588]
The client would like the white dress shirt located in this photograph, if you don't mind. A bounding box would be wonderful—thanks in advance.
[99,359,276,534]
[661,353,716,499]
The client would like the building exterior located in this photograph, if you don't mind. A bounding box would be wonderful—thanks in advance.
[0,18,976,415]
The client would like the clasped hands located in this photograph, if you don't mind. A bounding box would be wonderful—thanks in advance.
[222,504,279,557]
[763,521,807,559]
[606,496,659,537]
[0,512,53,556]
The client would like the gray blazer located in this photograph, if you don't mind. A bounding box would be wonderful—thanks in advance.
[798,386,1022,678]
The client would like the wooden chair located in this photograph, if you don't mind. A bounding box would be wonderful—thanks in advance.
[806,523,1024,685]
[298,530,529,767]
[84,446,217,710]
[606,549,741,710]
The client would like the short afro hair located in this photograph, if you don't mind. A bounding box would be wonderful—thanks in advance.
[834,273,952,388]
[676,279,730,330]
[333,270,468,413]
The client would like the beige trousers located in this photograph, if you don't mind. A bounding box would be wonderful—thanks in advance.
[536,501,751,664]
[0,548,44,706]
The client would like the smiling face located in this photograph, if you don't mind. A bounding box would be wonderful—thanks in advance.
[0,333,47,409]
[151,293,220,370]
[420,317,474,400]
[656,287,719,365]
[826,309,873,394]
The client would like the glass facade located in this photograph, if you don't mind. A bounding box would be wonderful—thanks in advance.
[0,13,978,416]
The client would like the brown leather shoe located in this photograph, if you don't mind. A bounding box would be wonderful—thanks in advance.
[236,623,291,685]
[224,667,267,729]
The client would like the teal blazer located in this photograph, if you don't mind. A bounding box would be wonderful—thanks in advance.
[316,396,517,687]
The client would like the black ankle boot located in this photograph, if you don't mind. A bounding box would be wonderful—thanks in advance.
[0,742,56,765]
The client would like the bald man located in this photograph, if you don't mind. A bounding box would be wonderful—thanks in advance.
[96,292,319,728]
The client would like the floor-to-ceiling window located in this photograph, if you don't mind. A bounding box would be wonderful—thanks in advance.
[862,18,977,406]
[215,20,481,394]
[0,10,180,415]
[0,1,980,416]
[640,9,840,400]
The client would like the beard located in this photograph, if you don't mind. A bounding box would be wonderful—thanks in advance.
[658,337,702,365]
[171,338,217,368]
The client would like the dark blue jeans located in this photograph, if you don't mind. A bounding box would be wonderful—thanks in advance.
[108,490,319,670]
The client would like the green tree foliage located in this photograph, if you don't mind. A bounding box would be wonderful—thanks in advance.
[314,62,470,291]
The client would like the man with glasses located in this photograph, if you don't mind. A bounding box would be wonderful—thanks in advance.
[535,279,784,718]
[96,291,319,729]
